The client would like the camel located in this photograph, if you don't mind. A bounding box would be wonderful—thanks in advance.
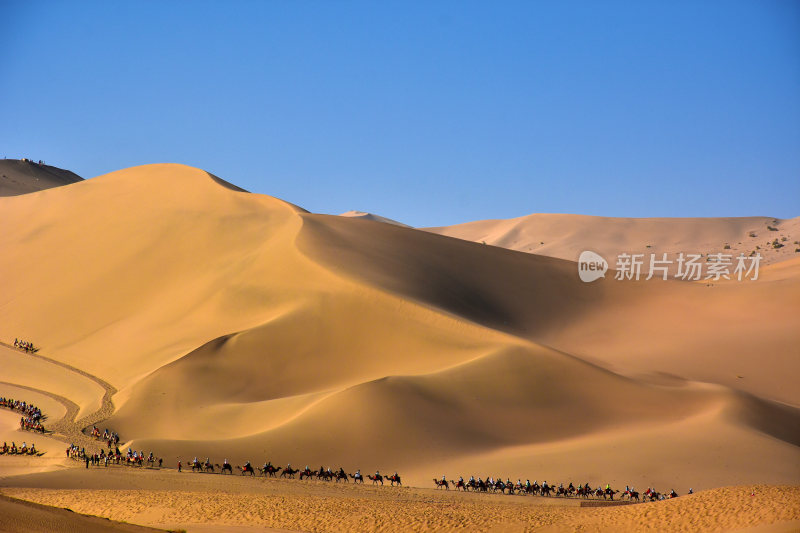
[238,464,255,476]
[349,472,363,483]
[333,470,348,483]
[433,478,449,490]
[281,466,299,478]
[217,463,233,474]
[386,473,402,486]
[622,490,640,502]
[450,480,466,491]
[368,474,384,485]
[259,465,281,477]
[299,468,316,480]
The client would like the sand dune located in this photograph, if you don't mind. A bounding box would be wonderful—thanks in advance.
[0,159,83,197]
[0,163,797,530]
[339,210,410,227]
[426,213,800,267]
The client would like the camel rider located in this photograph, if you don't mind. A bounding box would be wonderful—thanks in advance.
[376,470,380,477]
[442,475,446,482]
[688,488,693,494]
[526,479,531,488]
[469,476,474,482]
[305,465,309,472]
[224,458,229,466]
[205,457,209,465]
[606,483,610,490]
[559,482,563,489]
[245,461,251,469]
[459,476,464,483]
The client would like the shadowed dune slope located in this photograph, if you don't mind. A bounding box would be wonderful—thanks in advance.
[297,213,800,405]
[0,159,83,196]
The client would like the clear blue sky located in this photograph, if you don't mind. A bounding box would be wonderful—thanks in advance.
[2,1,798,227]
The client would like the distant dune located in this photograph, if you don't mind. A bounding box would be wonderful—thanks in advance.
[426,213,800,266]
[0,163,797,494]
[0,159,83,196]
[339,210,410,227]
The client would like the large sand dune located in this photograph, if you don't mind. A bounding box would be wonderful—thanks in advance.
[1,163,797,504]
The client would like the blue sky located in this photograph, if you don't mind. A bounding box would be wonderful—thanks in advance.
[2,1,798,227]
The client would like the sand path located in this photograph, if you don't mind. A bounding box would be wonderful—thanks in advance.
[0,342,117,451]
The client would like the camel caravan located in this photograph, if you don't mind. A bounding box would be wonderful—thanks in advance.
[88,425,121,448]
[434,476,683,502]
[0,397,47,434]
[181,457,401,486]
[12,338,38,353]
[1,440,42,456]
[66,443,162,469]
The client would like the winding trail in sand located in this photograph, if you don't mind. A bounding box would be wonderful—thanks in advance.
[0,342,117,450]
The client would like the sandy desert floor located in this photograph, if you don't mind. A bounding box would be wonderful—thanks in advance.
[2,465,799,532]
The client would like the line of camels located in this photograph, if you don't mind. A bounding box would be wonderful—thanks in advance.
[186,460,402,486]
